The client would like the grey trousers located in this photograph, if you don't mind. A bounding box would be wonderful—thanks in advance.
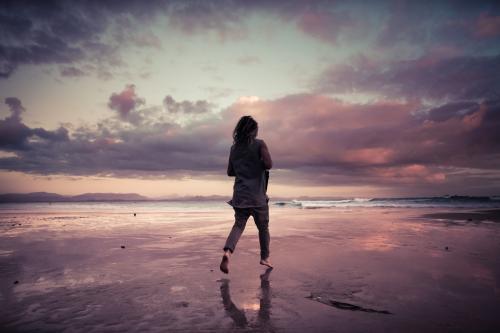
[223,205,270,260]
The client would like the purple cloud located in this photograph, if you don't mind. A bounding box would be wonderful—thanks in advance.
[0,0,167,79]
[1,93,499,195]
[0,98,68,150]
[108,85,145,121]
[315,53,500,101]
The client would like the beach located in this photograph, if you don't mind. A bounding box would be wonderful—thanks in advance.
[1,203,500,332]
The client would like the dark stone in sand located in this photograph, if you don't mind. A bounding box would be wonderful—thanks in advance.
[121,245,125,249]
[175,301,189,308]
[134,213,136,216]
[306,293,392,314]
[210,269,214,272]
[445,246,449,251]
[13,280,19,284]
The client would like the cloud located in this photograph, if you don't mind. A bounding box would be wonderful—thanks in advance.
[0,93,499,194]
[0,0,167,79]
[0,95,227,177]
[60,66,86,77]
[224,94,500,190]
[108,84,145,121]
[0,98,31,148]
[315,53,500,102]
[421,101,479,122]
[2,0,499,80]
[4,97,25,121]
[163,95,213,114]
[295,8,354,44]
[166,0,247,42]
[0,98,68,150]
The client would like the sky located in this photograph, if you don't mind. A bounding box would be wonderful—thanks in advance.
[0,0,500,198]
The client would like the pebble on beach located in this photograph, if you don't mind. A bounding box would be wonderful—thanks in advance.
[134,213,136,216]
[121,245,126,249]
[445,246,449,251]
[13,280,19,284]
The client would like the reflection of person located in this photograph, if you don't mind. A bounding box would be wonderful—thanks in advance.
[220,116,273,274]
[258,267,273,325]
[219,268,273,329]
[219,279,248,328]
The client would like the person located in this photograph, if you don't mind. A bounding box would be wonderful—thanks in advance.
[220,115,273,274]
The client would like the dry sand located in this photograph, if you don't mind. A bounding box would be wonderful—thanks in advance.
[1,206,500,332]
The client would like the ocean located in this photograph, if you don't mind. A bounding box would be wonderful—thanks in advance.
[1,195,499,213]
[275,195,500,209]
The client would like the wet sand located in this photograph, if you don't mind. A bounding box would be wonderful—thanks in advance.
[422,208,500,223]
[1,206,500,332]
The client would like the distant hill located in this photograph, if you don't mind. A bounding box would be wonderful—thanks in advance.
[0,192,151,203]
[70,193,150,202]
[154,194,230,201]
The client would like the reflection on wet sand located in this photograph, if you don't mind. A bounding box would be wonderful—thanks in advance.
[2,207,500,332]
[219,267,273,329]
[219,278,248,327]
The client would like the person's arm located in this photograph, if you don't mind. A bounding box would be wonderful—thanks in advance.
[260,140,273,170]
[227,147,235,176]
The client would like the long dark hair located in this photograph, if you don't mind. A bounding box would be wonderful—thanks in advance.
[233,116,258,145]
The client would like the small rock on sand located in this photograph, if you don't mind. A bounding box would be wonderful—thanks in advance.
[121,245,126,249]
[175,301,189,308]
[13,280,19,284]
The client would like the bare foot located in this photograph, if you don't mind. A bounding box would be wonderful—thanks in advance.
[260,258,273,268]
[220,254,230,274]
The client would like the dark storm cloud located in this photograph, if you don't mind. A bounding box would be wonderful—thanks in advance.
[2,0,499,79]
[0,0,167,79]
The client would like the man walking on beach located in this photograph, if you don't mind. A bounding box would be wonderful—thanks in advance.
[220,116,273,274]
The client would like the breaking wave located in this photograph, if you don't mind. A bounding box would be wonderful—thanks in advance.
[273,196,500,209]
